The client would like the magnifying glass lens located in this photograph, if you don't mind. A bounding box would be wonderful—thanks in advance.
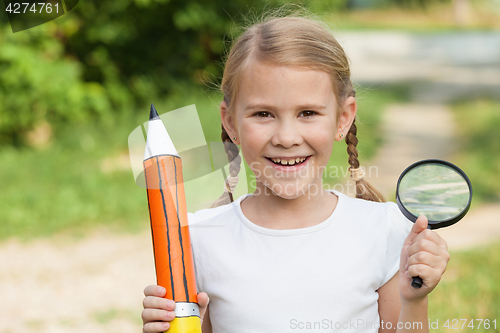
[398,163,470,221]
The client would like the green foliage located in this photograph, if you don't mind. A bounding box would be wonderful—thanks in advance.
[0,21,122,145]
[0,117,147,239]
[1,0,297,145]
[307,0,348,12]
[451,99,500,202]
[63,0,305,115]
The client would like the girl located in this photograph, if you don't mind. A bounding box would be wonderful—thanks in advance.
[142,13,450,333]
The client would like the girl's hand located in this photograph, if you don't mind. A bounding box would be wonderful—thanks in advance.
[142,285,210,333]
[399,215,450,303]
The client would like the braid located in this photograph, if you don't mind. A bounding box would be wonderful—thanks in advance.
[210,123,242,208]
[345,119,385,202]
[346,120,359,169]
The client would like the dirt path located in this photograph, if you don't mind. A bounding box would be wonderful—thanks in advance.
[366,103,457,197]
[0,229,154,333]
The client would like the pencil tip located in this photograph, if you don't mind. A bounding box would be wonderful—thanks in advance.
[149,103,159,120]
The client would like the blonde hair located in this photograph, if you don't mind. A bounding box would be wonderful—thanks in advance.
[211,12,384,207]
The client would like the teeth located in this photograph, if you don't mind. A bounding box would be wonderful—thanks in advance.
[270,157,307,165]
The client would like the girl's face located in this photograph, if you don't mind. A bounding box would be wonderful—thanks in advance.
[221,60,356,199]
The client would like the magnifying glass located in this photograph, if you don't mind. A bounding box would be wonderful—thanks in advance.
[396,159,473,288]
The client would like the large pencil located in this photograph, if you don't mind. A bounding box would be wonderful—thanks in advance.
[143,104,202,333]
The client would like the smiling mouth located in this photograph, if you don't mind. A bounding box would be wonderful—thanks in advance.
[266,156,310,166]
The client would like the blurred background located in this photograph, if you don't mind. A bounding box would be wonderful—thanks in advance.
[0,0,499,332]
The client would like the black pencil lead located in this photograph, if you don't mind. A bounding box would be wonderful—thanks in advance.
[150,103,160,120]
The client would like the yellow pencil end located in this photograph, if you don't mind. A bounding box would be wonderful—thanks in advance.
[165,316,202,333]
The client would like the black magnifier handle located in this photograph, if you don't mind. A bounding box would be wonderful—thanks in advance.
[411,277,423,288]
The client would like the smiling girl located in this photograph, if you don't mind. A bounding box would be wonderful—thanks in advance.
[141,13,450,333]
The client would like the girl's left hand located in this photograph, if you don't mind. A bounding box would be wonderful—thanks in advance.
[399,215,450,303]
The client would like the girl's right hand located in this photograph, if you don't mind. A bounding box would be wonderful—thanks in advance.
[142,285,210,333]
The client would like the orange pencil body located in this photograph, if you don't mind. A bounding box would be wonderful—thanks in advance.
[144,156,197,303]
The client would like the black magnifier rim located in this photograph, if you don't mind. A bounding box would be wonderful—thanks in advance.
[395,159,473,230]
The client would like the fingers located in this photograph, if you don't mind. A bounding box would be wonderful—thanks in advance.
[406,243,450,283]
[410,227,448,252]
[142,285,176,332]
[142,286,211,333]
[406,264,436,283]
[197,292,210,319]
[408,230,447,257]
[142,308,175,323]
[407,225,450,265]
[406,247,449,277]
[143,295,176,311]
[144,285,166,297]
[143,321,170,333]
[197,292,210,308]
[401,216,450,296]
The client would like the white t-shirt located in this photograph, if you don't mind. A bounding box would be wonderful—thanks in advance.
[188,190,413,333]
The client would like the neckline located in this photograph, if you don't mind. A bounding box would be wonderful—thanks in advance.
[233,190,344,236]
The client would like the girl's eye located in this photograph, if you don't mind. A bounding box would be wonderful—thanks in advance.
[255,111,272,118]
[301,110,317,117]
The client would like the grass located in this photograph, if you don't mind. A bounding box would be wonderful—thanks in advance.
[450,99,500,203]
[0,118,148,240]
[429,240,500,332]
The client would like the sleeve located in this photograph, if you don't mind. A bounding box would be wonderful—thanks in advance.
[379,202,414,288]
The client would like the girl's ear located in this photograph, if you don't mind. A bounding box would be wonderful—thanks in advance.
[220,101,238,143]
[336,96,357,141]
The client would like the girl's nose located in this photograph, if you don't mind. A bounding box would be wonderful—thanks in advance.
[270,120,304,148]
